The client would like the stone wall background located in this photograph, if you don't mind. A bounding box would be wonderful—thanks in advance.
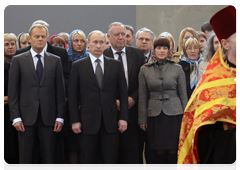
[136,5,228,49]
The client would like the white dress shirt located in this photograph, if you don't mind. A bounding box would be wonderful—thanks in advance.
[89,54,104,74]
[111,47,129,87]
[145,51,151,62]
[12,47,64,125]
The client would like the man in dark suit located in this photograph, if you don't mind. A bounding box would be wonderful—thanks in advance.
[103,22,145,164]
[15,20,70,163]
[8,24,66,164]
[68,30,128,164]
[15,20,70,87]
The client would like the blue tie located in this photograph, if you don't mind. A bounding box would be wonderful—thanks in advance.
[36,54,43,83]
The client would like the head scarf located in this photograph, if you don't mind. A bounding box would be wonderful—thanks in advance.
[144,50,174,66]
[17,32,24,48]
[49,34,68,49]
[67,29,89,62]
[179,51,203,89]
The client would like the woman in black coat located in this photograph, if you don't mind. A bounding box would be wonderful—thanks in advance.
[4,33,19,163]
[177,37,203,99]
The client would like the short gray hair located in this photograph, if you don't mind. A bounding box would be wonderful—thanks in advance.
[108,22,126,35]
[125,25,135,35]
[136,27,156,41]
[88,30,105,42]
[31,20,50,31]
[29,24,48,36]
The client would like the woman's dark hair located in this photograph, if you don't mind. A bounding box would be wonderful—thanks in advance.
[153,36,170,49]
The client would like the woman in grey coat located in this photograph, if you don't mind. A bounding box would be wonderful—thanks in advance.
[138,37,188,164]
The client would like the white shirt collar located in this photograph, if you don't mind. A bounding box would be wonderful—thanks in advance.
[89,53,104,64]
[111,47,126,54]
[30,48,45,58]
[43,43,48,52]
[145,51,151,58]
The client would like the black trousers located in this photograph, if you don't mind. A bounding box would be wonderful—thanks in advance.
[18,111,56,164]
[79,121,119,164]
[118,123,143,164]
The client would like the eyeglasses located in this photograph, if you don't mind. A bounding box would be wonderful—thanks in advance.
[137,37,151,42]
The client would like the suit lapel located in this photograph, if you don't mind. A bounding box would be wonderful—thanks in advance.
[46,42,54,53]
[40,52,52,85]
[102,56,111,89]
[25,51,39,83]
[126,47,133,78]
[83,56,100,88]
[105,47,114,59]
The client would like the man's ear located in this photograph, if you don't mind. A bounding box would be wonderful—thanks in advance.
[28,35,31,43]
[221,39,230,50]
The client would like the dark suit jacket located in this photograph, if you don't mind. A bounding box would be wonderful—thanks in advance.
[68,55,128,135]
[15,42,71,84]
[103,46,145,124]
[8,51,66,126]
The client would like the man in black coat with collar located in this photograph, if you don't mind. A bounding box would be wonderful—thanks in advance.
[103,22,145,164]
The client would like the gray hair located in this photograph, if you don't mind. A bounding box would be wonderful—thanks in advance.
[31,20,50,31]
[107,22,126,35]
[136,27,156,41]
[88,30,105,42]
[29,24,48,36]
[125,25,135,35]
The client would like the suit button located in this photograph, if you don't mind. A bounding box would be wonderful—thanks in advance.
[159,77,163,80]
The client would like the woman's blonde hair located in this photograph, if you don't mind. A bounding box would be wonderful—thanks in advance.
[178,27,198,53]
[182,37,200,58]
[19,33,29,42]
[159,32,175,51]
[173,27,198,62]
[18,33,29,48]
[4,33,18,49]
[73,31,87,42]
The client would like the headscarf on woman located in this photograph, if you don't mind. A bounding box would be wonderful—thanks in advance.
[144,50,174,66]
[49,34,68,49]
[179,51,203,89]
[67,29,89,63]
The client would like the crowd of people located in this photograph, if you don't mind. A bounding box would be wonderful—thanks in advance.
[4,5,235,164]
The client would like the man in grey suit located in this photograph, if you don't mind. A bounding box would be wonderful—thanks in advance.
[8,24,66,164]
